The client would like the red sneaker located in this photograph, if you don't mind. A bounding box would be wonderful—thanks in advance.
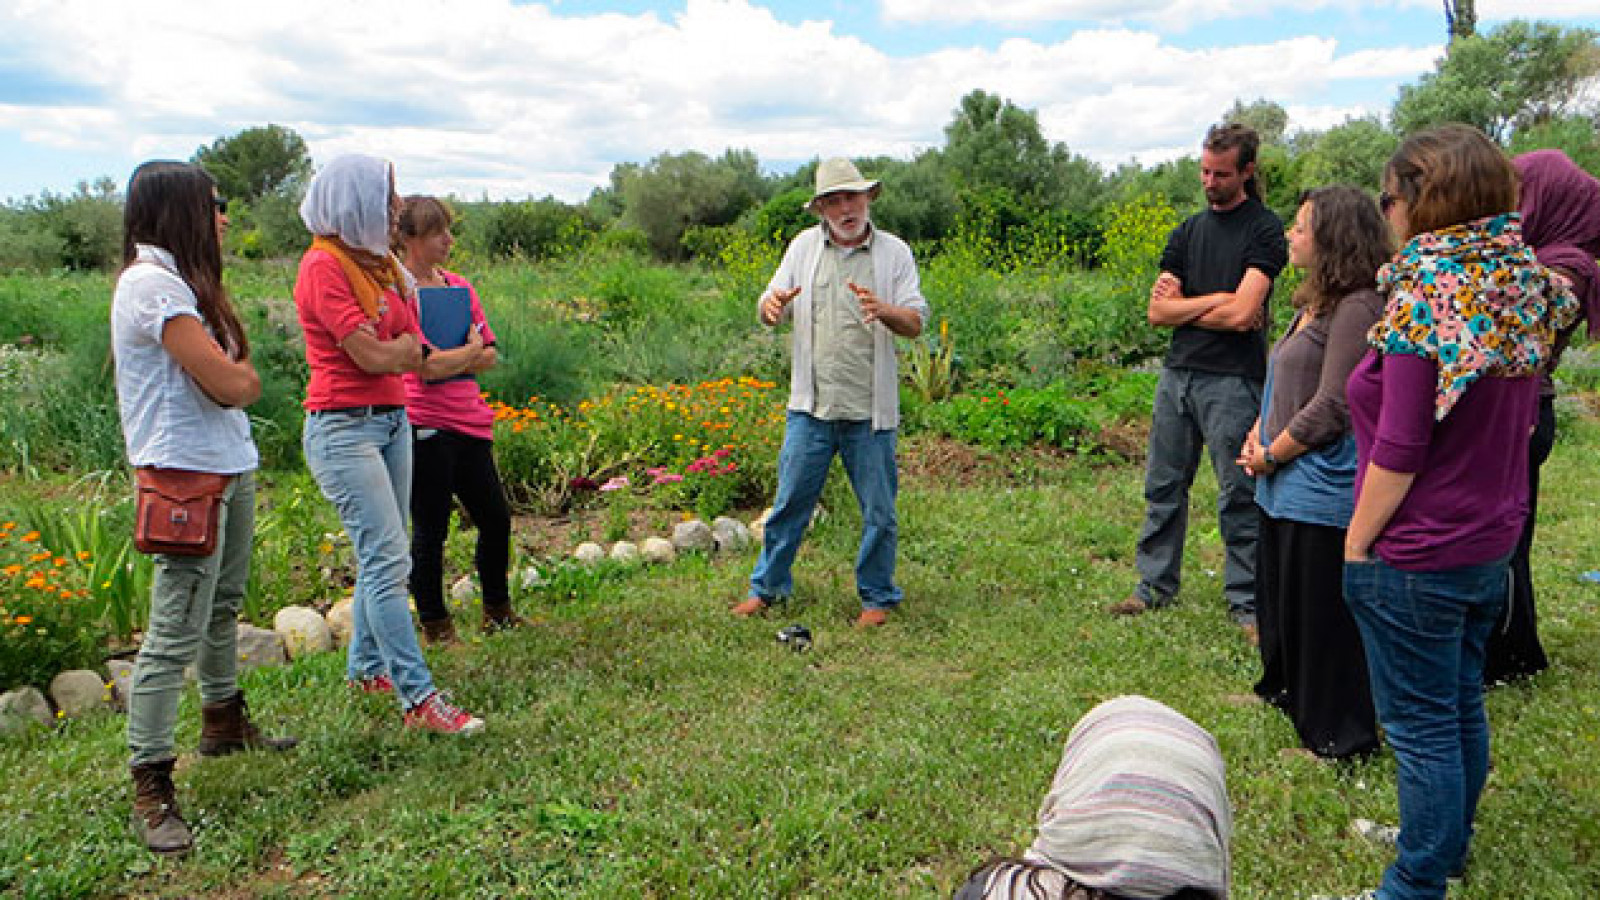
[350,673,395,695]
[403,691,485,736]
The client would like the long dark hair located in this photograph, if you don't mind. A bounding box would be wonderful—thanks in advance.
[1292,185,1394,317]
[122,161,248,357]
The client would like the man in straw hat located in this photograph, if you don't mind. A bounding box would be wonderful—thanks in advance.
[732,157,930,628]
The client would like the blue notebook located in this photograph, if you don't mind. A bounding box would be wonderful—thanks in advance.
[417,286,472,349]
[417,286,474,384]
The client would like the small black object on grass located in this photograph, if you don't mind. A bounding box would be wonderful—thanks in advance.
[776,624,812,651]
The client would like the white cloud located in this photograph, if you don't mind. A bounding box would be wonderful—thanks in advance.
[1478,0,1600,17]
[878,0,1427,27]
[0,0,1443,200]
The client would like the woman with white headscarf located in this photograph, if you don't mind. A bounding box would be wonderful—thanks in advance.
[955,696,1231,900]
[294,154,485,735]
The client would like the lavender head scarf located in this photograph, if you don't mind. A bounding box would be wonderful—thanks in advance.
[298,154,393,256]
[1516,149,1600,337]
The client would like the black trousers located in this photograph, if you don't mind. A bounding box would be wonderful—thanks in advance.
[409,428,512,623]
[1254,509,1379,759]
[1484,394,1555,684]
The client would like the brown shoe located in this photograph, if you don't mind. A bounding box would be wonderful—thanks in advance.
[420,617,461,647]
[130,758,192,855]
[854,608,889,628]
[198,691,299,757]
[731,596,769,617]
[1107,595,1149,617]
[481,603,525,634]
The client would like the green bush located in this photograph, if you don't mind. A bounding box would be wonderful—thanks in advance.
[0,521,107,692]
[906,369,1156,452]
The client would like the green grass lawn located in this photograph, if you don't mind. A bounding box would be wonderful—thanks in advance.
[3,419,1598,899]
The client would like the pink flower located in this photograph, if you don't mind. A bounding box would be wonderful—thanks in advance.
[653,472,684,485]
[600,476,630,492]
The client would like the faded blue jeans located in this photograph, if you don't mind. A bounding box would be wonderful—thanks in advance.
[1134,367,1261,622]
[128,471,255,766]
[750,411,902,610]
[304,408,435,709]
[1344,554,1509,900]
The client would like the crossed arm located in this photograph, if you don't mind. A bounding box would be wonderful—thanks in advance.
[1147,267,1273,332]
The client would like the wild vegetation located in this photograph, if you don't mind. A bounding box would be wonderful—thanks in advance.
[1,16,1598,898]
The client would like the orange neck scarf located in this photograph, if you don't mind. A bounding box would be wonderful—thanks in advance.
[310,236,408,320]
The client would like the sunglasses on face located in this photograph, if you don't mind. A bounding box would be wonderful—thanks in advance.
[1378,191,1396,214]
[213,196,229,214]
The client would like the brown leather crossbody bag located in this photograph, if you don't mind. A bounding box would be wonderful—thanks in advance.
[133,468,233,556]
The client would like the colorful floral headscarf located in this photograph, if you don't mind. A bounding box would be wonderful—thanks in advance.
[1371,213,1580,420]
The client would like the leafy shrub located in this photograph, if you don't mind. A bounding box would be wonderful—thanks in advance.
[917,383,1091,449]
[0,521,107,692]
[491,377,784,515]
[469,198,598,261]
[907,368,1156,452]
[11,493,149,640]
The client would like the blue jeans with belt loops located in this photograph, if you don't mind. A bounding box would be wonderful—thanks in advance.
[304,408,436,709]
[750,411,902,610]
[1343,554,1509,900]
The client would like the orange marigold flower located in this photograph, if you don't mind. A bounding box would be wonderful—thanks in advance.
[15,615,32,625]
[21,531,40,542]
[2,564,20,576]
[76,550,91,561]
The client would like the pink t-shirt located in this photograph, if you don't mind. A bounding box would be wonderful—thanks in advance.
[295,249,422,410]
[401,270,498,440]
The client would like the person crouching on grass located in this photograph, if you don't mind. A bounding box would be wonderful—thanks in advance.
[732,157,929,628]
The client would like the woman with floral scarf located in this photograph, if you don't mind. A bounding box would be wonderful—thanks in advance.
[1323,126,1579,900]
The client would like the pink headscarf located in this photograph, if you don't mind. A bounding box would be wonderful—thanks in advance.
[1516,150,1600,338]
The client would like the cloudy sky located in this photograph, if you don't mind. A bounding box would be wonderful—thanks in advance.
[2,0,1595,203]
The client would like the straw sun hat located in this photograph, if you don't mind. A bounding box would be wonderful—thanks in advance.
[804,157,882,211]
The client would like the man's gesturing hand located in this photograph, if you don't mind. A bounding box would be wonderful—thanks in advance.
[761,286,801,324]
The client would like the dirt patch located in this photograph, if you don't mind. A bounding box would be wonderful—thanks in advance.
[899,435,993,488]
[1092,420,1150,462]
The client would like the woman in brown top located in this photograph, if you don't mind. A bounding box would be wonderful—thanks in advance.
[1237,186,1392,759]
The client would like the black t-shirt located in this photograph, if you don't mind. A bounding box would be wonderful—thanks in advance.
[1158,197,1287,380]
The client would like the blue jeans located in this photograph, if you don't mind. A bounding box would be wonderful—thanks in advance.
[304,409,435,709]
[128,471,255,766]
[1134,368,1261,621]
[750,411,901,610]
[1344,555,1509,900]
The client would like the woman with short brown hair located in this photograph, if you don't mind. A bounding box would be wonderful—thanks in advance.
[1327,125,1579,900]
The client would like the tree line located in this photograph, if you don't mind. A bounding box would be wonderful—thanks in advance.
[1,18,1595,273]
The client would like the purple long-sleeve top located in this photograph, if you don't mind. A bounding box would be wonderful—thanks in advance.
[1347,350,1535,571]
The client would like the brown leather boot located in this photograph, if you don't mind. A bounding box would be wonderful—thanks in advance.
[198,691,300,757]
[480,603,524,634]
[420,617,461,646]
[130,758,192,854]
